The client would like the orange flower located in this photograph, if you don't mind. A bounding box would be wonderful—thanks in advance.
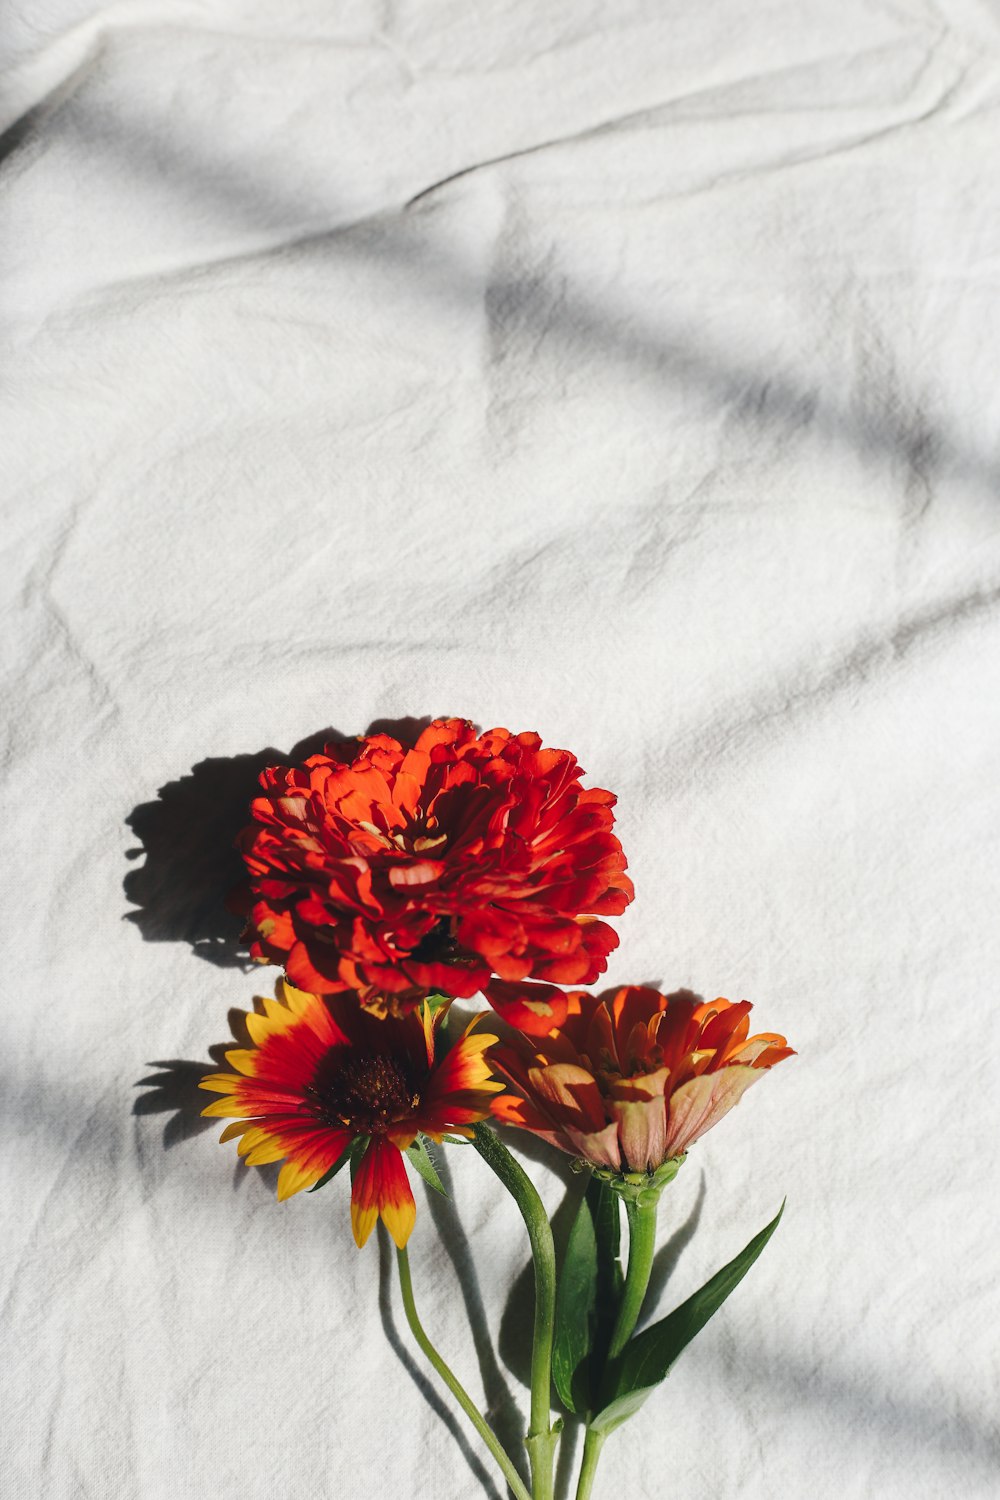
[235,719,634,1035]
[491,987,793,1176]
[199,980,503,1246]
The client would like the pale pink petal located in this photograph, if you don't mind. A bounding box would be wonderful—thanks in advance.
[608,1096,668,1172]
[663,1066,762,1156]
[528,1063,606,1132]
[565,1120,622,1170]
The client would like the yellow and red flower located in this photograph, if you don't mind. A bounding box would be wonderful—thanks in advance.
[199,979,503,1246]
[235,719,634,1034]
[490,987,793,1174]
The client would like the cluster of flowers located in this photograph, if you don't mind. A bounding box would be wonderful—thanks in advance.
[200,718,792,1247]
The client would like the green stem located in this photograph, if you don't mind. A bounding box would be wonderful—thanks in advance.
[396,1246,532,1500]
[574,1201,658,1500]
[606,1197,659,1361]
[472,1124,557,1500]
[575,1200,659,1500]
[574,1429,607,1500]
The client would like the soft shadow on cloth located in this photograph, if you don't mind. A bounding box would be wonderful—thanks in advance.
[131,1056,1000,1484]
[126,732,998,1487]
[133,1003,259,1149]
[6,83,997,502]
[132,1039,708,1500]
[123,716,434,968]
[133,1044,534,1499]
[375,1218,507,1500]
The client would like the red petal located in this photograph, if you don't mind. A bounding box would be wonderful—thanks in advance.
[350,1137,416,1249]
[485,980,568,1035]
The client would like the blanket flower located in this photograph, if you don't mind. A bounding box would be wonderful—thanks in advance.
[199,979,502,1246]
[235,718,633,1034]
[490,986,793,1175]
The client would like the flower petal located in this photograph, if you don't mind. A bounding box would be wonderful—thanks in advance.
[485,980,568,1035]
[491,986,792,1172]
[351,1137,416,1248]
[236,721,633,1008]
[663,1066,762,1156]
[608,1094,668,1173]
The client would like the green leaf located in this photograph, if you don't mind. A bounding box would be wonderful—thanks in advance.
[589,1177,624,1379]
[590,1201,785,1437]
[590,1177,624,1310]
[309,1137,361,1193]
[347,1135,370,1185]
[553,1189,600,1413]
[406,1137,448,1196]
[552,1180,625,1414]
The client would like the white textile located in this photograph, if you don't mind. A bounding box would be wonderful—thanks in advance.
[2,2,999,1497]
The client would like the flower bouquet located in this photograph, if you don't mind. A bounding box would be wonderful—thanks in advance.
[197,719,792,1499]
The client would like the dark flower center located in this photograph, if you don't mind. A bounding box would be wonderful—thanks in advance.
[313,1051,420,1133]
[406,916,483,972]
[409,917,461,965]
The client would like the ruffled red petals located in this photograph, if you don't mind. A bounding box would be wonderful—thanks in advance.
[235,719,633,1008]
[490,987,793,1173]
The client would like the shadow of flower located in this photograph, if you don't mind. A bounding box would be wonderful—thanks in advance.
[122,718,439,968]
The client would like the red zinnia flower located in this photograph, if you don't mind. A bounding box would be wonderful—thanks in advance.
[235,718,634,1035]
[199,980,503,1246]
[490,987,793,1174]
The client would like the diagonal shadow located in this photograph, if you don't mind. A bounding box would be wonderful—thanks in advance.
[8,66,999,500]
[423,1149,529,1483]
[376,1222,507,1500]
[132,1047,520,1495]
[124,1063,1000,1484]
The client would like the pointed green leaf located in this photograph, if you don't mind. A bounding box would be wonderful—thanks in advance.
[310,1136,362,1192]
[552,1179,625,1414]
[553,1189,600,1413]
[347,1135,370,1185]
[590,1177,624,1308]
[590,1201,785,1437]
[589,1177,624,1377]
[406,1137,448,1196]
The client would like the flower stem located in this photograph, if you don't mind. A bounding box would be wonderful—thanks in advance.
[395,1245,532,1500]
[606,1197,659,1360]
[574,1429,607,1500]
[472,1124,558,1500]
[577,1195,660,1500]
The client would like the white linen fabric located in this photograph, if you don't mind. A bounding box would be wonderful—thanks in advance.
[3,2,999,1497]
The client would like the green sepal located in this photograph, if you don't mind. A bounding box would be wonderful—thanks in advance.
[406,1136,448,1196]
[591,1154,686,1208]
[590,1200,785,1437]
[309,1135,364,1193]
